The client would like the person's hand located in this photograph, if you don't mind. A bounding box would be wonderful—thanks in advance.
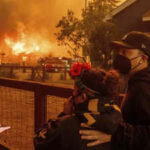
[74,93,87,105]
[79,123,111,147]
[72,86,87,105]
[63,96,74,115]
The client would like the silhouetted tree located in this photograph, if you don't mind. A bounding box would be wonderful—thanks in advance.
[55,0,121,68]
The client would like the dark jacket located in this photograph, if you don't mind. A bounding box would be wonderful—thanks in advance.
[34,97,121,150]
[0,144,10,150]
[111,67,150,150]
[34,115,112,150]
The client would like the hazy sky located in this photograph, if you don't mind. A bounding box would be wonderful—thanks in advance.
[0,0,85,41]
[0,0,126,57]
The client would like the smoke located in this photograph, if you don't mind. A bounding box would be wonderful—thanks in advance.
[0,0,84,57]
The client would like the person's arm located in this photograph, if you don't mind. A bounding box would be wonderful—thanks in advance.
[111,122,150,150]
[57,96,74,118]
[79,104,122,147]
[111,82,150,150]
[79,116,150,149]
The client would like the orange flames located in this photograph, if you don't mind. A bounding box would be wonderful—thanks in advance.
[3,22,69,65]
[4,33,42,56]
[3,30,55,65]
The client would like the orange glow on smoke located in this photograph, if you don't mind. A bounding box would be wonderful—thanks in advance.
[4,32,43,55]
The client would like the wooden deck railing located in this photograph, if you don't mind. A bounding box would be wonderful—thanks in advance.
[0,77,73,131]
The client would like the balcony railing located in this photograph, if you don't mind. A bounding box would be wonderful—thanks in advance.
[0,77,73,150]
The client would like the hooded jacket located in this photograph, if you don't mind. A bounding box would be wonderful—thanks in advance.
[111,67,150,150]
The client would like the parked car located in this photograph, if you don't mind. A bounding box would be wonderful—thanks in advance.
[44,64,55,72]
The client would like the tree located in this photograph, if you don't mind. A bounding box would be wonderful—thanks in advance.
[88,23,119,68]
[55,0,121,69]
[55,10,85,58]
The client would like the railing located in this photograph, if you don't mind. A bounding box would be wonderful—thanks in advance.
[0,77,73,150]
[0,65,70,81]
[0,77,125,150]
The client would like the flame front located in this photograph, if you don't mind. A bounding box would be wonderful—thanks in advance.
[5,33,41,56]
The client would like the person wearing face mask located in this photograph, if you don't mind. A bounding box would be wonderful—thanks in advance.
[111,31,150,150]
[79,31,150,150]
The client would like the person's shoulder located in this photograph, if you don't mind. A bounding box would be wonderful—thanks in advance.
[129,67,150,85]
[130,80,149,91]
[127,79,150,100]
[129,80,150,103]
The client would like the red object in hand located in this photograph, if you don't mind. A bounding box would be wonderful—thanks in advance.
[70,62,91,78]
[82,62,91,70]
[70,62,82,77]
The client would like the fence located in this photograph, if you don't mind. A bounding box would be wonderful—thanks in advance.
[0,77,73,150]
[0,65,70,82]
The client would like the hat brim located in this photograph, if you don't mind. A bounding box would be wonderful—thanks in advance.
[110,41,134,50]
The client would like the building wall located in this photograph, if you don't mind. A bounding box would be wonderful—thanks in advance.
[113,0,150,34]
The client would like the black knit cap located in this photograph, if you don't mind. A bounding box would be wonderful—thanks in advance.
[110,31,150,57]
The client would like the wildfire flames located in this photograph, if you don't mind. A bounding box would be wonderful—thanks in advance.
[2,25,55,65]
[0,0,84,64]
[2,28,68,65]
[4,32,47,56]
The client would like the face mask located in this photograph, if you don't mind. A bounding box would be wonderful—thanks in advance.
[113,54,142,74]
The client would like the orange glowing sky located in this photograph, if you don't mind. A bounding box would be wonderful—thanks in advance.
[48,0,126,41]
[44,0,126,56]
[0,0,126,58]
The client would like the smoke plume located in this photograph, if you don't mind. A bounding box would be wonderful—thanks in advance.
[0,0,84,58]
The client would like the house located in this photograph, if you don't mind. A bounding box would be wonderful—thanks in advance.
[105,0,150,34]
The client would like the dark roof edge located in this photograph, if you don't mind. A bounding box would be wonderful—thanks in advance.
[104,0,137,21]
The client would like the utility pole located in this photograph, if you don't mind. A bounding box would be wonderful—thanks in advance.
[85,0,87,9]
[83,0,88,62]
